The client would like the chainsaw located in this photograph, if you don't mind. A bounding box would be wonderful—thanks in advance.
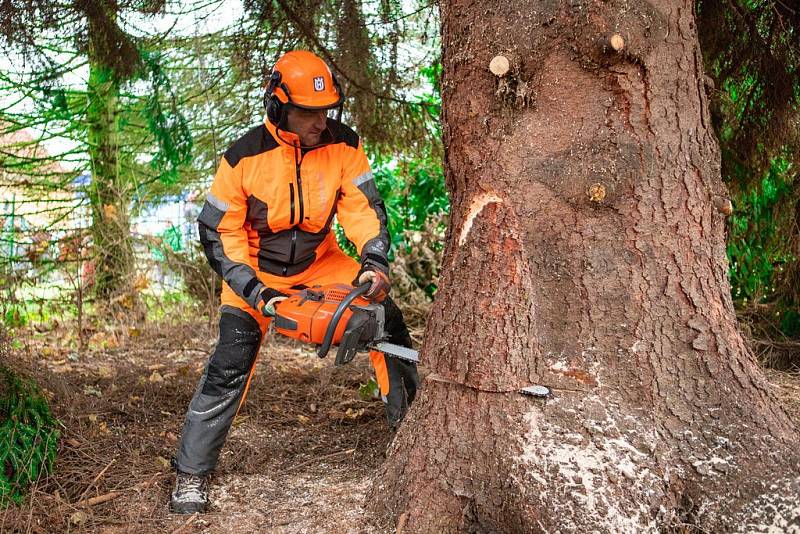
[271,283,420,365]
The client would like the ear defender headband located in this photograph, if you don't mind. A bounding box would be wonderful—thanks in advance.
[263,69,345,125]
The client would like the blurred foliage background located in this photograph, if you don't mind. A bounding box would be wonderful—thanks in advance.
[698,0,800,364]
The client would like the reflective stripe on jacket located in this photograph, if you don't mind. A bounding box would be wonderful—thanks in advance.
[197,118,390,310]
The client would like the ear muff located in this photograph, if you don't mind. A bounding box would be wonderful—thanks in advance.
[264,71,286,124]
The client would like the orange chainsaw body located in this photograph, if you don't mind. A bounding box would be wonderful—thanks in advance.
[272,284,372,346]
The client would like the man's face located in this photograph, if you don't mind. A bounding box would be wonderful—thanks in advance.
[285,106,328,146]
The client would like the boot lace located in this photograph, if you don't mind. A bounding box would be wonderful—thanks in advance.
[173,472,207,503]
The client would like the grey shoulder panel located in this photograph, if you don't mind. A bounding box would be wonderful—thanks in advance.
[355,176,390,261]
[198,199,226,230]
[223,124,279,168]
[326,119,359,148]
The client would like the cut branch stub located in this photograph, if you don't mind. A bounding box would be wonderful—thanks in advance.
[489,55,511,77]
[588,183,607,202]
[610,33,625,52]
[713,196,733,216]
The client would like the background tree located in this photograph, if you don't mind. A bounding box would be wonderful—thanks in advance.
[698,1,800,348]
[0,0,194,309]
[369,0,800,531]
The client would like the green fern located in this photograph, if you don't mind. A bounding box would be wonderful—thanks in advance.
[0,366,59,507]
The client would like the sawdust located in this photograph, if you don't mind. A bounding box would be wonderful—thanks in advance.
[515,393,663,533]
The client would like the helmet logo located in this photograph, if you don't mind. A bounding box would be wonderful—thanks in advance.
[313,76,325,91]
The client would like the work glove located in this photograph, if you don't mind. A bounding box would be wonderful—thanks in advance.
[353,253,390,302]
[257,287,288,317]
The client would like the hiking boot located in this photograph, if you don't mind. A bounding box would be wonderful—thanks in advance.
[170,471,208,514]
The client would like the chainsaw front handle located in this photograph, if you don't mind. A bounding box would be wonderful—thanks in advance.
[317,283,371,359]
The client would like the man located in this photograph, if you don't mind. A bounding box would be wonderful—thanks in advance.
[170,50,420,514]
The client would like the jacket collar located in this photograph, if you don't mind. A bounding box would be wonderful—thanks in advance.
[264,115,337,152]
[265,116,301,149]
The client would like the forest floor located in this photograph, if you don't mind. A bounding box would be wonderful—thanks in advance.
[1,318,406,533]
[1,317,799,533]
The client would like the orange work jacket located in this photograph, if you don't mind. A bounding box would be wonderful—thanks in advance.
[197,118,389,310]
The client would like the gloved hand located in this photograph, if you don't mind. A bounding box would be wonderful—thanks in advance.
[257,287,289,317]
[353,253,390,302]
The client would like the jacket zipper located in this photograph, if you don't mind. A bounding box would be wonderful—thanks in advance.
[295,146,305,224]
[289,183,295,225]
[289,228,297,264]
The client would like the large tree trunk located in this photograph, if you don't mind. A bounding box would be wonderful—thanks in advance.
[369,1,800,532]
[86,12,135,307]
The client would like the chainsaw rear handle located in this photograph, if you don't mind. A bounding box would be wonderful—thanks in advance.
[317,282,371,359]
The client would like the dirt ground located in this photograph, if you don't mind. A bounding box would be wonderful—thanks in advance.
[1,320,799,533]
[1,320,397,533]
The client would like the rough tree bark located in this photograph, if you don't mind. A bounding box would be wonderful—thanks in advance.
[86,11,136,306]
[368,1,800,532]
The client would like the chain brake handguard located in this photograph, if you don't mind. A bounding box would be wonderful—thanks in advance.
[334,304,385,366]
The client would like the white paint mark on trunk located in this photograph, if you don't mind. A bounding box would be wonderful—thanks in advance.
[459,192,502,246]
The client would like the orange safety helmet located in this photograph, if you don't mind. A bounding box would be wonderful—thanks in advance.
[264,50,345,124]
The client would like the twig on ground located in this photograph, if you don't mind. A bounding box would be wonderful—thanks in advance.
[74,491,122,507]
[75,458,115,502]
[170,512,199,534]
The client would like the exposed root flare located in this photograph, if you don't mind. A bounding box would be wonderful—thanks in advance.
[458,192,503,246]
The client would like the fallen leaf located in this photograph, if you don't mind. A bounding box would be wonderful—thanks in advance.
[70,511,88,525]
[133,275,149,291]
[119,294,134,310]
[88,414,99,423]
[359,378,381,401]
[66,438,81,447]
[345,408,365,419]
[156,456,170,469]
[96,365,115,379]
[98,422,110,434]
[103,204,117,220]
[297,415,310,425]
[149,371,164,383]
[83,385,102,397]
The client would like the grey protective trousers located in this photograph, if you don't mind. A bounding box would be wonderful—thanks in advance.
[175,298,417,475]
